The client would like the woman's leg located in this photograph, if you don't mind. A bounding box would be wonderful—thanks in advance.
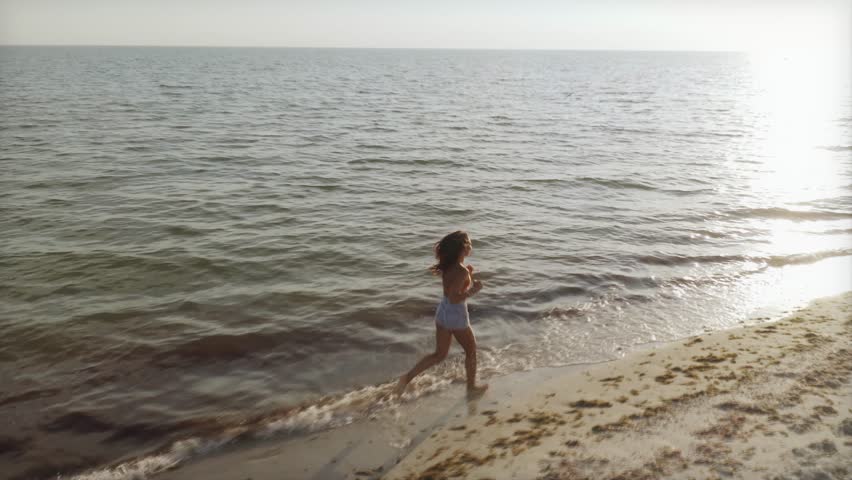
[451,327,488,395]
[396,326,452,394]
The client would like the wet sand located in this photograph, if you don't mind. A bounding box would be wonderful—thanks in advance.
[153,292,851,480]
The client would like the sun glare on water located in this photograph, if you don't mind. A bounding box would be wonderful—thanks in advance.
[745,48,850,204]
[733,46,852,309]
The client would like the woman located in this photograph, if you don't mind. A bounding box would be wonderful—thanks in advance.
[395,230,488,397]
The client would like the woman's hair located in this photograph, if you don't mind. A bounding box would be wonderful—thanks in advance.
[429,230,469,275]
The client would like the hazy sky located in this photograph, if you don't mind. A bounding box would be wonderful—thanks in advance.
[1,0,849,52]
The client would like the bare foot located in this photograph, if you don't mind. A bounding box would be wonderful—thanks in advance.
[393,375,409,397]
[467,383,489,399]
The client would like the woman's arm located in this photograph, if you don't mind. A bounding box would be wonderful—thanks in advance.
[446,268,483,303]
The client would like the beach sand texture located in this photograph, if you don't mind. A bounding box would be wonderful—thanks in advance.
[385,292,852,480]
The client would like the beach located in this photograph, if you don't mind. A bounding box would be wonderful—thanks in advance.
[2,47,850,480]
[386,292,852,480]
[153,292,851,480]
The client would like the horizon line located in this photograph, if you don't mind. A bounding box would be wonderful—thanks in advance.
[0,43,747,54]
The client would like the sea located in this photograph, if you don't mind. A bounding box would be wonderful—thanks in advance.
[1,46,850,480]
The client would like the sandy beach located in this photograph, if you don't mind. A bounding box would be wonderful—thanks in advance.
[385,292,852,480]
[151,292,852,480]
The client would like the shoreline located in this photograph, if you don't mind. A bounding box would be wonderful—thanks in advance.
[386,292,852,480]
[150,292,852,480]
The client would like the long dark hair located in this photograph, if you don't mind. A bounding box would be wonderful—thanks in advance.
[429,230,469,275]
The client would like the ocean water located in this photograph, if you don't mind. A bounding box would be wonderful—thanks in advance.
[1,46,850,479]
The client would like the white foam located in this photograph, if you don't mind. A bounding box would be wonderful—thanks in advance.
[67,436,233,480]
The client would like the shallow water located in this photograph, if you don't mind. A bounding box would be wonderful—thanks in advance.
[0,47,850,479]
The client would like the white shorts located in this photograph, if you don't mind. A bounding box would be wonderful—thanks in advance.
[435,296,469,330]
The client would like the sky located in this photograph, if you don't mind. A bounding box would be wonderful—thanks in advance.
[0,0,849,53]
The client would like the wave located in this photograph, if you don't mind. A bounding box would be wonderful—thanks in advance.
[65,379,407,480]
[666,187,715,196]
[123,144,152,152]
[361,126,398,133]
[348,157,459,167]
[576,176,657,192]
[600,98,648,104]
[0,387,61,407]
[430,206,478,216]
[637,253,750,266]
[569,272,661,290]
[821,228,852,235]
[348,157,392,165]
[765,249,852,267]
[724,207,852,222]
[682,228,734,239]
[153,326,380,365]
[13,251,255,284]
[637,249,852,268]
[794,196,852,211]
[593,125,658,135]
[529,285,589,303]
[355,143,391,150]
[163,224,209,239]
[291,183,342,192]
[675,130,745,139]
[520,178,567,184]
[573,176,714,196]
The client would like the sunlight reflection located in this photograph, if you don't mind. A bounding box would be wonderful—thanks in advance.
[745,49,849,204]
[740,49,851,300]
